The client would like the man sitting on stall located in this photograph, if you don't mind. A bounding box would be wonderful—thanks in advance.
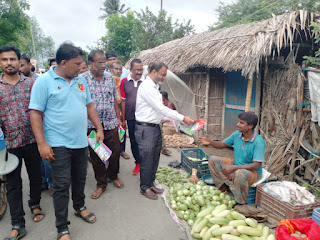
[198,111,265,204]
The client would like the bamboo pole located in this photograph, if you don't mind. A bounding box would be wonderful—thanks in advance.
[289,72,305,181]
[204,69,210,132]
[245,72,254,112]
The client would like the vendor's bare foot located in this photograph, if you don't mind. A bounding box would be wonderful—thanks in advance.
[219,184,228,193]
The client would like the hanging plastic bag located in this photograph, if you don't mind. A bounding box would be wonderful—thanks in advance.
[276,218,320,240]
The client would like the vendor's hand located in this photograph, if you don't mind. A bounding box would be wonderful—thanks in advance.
[198,134,211,145]
[96,129,104,143]
[222,165,236,177]
[183,116,194,125]
[38,142,55,162]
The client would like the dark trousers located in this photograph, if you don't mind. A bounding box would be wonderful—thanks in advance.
[135,124,162,192]
[6,143,42,228]
[127,120,141,164]
[120,131,126,152]
[88,127,120,188]
[50,147,88,233]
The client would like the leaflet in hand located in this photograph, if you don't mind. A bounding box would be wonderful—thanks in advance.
[118,125,125,143]
[180,119,206,136]
[87,130,112,165]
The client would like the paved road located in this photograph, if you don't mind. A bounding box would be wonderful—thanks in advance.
[0,141,188,240]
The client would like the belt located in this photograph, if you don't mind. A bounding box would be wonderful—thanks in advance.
[136,121,159,127]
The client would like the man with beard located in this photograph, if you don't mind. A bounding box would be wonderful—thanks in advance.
[82,50,123,200]
[135,62,194,200]
[19,53,38,80]
[120,59,144,175]
[29,42,103,240]
[0,45,43,240]
[198,111,265,204]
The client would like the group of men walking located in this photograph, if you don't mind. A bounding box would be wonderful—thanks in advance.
[0,42,193,240]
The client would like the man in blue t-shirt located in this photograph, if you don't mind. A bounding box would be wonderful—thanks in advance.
[29,42,104,240]
[198,111,265,204]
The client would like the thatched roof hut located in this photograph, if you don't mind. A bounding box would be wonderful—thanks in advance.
[129,10,318,76]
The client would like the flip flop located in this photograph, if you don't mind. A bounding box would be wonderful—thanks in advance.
[91,187,105,199]
[57,230,70,240]
[120,152,130,159]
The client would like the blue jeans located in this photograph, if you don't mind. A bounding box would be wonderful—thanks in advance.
[6,143,42,228]
[41,158,53,187]
[50,147,88,233]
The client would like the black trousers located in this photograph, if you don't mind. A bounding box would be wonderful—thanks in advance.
[135,124,162,191]
[50,147,88,233]
[127,120,141,164]
[6,143,42,228]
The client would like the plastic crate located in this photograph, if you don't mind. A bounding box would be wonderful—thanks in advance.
[312,208,320,226]
[229,186,257,205]
[181,148,210,178]
[256,183,320,219]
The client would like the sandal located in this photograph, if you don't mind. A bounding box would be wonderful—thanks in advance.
[120,152,130,159]
[113,178,124,189]
[161,148,171,156]
[3,226,27,240]
[57,230,70,240]
[30,205,44,222]
[74,207,96,224]
[91,187,105,199]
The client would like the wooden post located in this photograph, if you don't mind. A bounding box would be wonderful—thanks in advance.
[204,69,210,132]
[289,72,304,181]
[245,72,254,112]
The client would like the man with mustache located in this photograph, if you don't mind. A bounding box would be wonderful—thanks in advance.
[120,59,144,175]
[29,42,103,240]
[135,62,194,200]
[0,45,43,240]
[198,111,265,204]
[82,50,123,199]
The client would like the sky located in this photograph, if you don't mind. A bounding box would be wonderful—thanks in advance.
[27,0,232,51]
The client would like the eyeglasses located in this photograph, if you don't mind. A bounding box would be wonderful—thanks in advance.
[133,69,143,73]
[95,62,106,66]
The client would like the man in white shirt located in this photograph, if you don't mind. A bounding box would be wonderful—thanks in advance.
[135,62,194,200]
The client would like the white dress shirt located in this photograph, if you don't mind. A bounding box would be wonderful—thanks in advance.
[135,76,184,124]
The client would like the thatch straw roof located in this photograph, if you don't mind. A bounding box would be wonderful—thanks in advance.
[129,10,318,76]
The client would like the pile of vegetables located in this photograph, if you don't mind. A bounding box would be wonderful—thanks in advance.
[164,134,193,146]
[156,166,189,186]
[190,204,276,240]
[168,180,236,223]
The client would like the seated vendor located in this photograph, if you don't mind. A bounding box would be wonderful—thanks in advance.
[198,111,265,204]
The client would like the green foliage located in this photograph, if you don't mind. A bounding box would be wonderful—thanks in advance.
[303,22,320,67]
[100,0,129,19]
[135,7,194,50]
[99,12,140,63]
[23,17,55,68]
[0,0,31,47]
[99,8,194,62]
[211,0,320,30]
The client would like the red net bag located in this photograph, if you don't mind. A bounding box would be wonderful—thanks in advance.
[276,218,320,240]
